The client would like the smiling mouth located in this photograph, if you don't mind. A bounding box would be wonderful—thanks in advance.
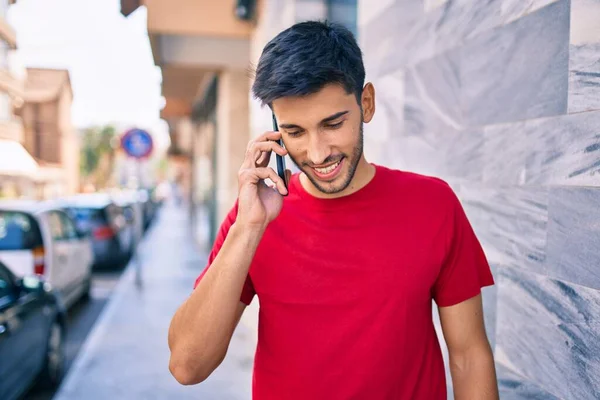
[313,160,341,174]
[309,157,345,180]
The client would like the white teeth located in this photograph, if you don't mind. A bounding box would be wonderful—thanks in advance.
[315,161,340,174]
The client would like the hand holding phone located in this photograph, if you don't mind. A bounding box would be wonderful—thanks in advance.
[236,127,288,229]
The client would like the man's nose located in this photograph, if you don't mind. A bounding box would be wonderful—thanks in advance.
[307,135,331,166]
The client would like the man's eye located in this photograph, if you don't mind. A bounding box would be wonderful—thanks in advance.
[287,131,302,137]
[327,121,344,129]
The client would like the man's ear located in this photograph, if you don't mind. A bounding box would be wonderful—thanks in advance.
[361,83,376,123]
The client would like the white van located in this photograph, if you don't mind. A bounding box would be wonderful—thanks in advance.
[0,200,93,309]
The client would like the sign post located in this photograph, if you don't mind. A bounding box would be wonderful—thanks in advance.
[121,128,153,287]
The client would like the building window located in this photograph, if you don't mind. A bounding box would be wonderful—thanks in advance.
[327,0,358,39]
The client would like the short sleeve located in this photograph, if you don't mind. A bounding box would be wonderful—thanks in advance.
[193,201,256,305]
[432,189,494,307]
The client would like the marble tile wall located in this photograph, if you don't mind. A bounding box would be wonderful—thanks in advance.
[495,267,600,399]
[569,0,600,113]
[460,0,570,126]
[496,364,562,400]
[360,0,600,397]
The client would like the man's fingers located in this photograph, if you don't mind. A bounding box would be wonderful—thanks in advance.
[254,167,288,195]
[256,151,270,167]
[239,132,289,195]
[241,131,285,168]
[252,140,287,156]
[245,140,287,167]
[256,130,282,142]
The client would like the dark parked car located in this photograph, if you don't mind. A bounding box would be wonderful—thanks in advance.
[0,261,66,400]
[62,194,133,270]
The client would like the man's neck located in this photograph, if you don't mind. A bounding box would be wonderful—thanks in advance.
[300,157,376,199]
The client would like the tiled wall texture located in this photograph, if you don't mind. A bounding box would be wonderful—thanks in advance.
[360,0,600,398]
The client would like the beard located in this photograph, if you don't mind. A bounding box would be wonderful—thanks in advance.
[288,121,364,195]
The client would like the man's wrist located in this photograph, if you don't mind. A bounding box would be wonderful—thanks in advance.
[230,221,266,245]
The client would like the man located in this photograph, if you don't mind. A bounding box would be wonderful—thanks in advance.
[168,21,499,400]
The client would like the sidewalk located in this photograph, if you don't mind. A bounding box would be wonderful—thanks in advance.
[55,203,258,400]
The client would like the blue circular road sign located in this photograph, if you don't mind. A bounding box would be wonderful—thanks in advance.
[121,128,154,159]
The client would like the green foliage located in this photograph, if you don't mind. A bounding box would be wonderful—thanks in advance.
[80,125,117,178]
[157,157,168,173]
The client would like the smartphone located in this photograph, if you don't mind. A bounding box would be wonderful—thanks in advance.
[272,113,289,194]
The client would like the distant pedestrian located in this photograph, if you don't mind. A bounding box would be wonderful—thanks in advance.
[170,180,182,206]
[168,21,499,400]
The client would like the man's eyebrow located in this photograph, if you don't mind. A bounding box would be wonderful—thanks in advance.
[321,111,349,124]
[278,111,349,130]
[278,122,302,130]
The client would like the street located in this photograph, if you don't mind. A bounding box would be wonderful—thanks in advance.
[24,271,124,400]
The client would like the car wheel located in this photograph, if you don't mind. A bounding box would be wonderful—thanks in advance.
[38,321,65,388]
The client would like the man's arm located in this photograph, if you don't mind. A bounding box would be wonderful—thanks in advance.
[438,294,499,400]
[168,223,260,385]
[168,130,288,386]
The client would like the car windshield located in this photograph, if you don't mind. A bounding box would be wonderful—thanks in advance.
[65,207,107,232]
[0,211,43,251]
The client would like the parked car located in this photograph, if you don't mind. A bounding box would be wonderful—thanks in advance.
[0,200,93,309]
[0,261,67,400]
[62,194,133,269]
[112,190,144,248]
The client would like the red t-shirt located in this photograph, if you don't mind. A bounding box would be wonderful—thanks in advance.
[195,164,494,399]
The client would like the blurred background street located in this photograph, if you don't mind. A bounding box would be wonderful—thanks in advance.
[0,0,599,399]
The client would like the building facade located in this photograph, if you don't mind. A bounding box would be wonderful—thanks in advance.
[19,68,79,198]
[0,0,36,199]
[123,1,600,397]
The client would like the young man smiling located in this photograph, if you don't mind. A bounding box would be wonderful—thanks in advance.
[168,21,499,400]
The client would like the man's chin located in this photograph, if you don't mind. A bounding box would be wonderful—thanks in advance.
[305,171,351,195]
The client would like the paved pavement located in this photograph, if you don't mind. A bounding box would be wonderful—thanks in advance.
[54,203,257,400]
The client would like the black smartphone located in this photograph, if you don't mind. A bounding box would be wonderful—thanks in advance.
[272,113,288,194]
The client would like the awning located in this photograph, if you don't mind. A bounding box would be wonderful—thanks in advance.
[0,139,39,177]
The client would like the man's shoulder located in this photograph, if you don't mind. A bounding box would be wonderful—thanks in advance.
[378,165,456,201]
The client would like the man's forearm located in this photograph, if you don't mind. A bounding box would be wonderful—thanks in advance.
[450,344,499,400]
[168,222,264,384]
